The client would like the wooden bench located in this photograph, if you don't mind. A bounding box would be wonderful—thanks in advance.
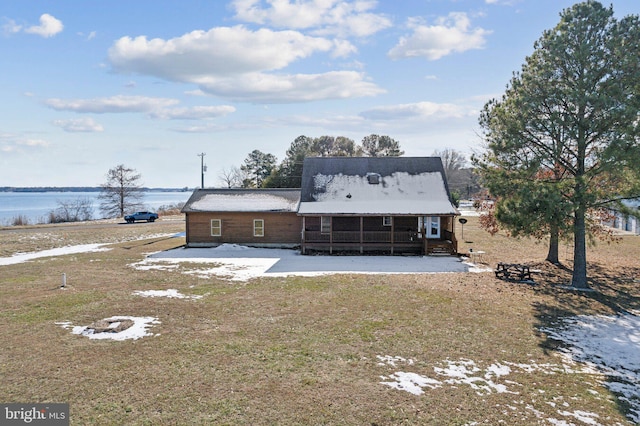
[495,262,533,282]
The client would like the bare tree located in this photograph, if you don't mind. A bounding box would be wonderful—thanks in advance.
[49,197,93,223]
[433,148,467,177]
[98,164,144,218]
[218,166,245,188]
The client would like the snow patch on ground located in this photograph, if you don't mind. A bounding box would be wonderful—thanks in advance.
[0,232,180,266]
[380,358,522,397]
[133,289,202,299]
[540,310,640,424]
[0,244,110,266]
[57,316,160,341]
[378,356,611,424]
[378,310,640,424]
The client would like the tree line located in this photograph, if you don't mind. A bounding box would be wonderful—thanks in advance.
[219,134,405,189]
[216,134,479,204]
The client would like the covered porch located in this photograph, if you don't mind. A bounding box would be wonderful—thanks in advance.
[300,215,457,255]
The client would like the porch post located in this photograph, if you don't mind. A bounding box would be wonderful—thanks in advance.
[329,216,333,255]
[390,216,394,255]
[301,216,306,254]
[422,220,427,256]
[451,215,458,254]
[185,213,190,247]
[360,216,363,254]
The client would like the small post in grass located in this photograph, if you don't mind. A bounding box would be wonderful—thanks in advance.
[61,273,67,289]
[458,217,467,241]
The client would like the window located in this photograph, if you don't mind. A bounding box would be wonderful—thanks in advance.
[430,216,440,237]
[367,173,381,184]
[211,219,221,236]
[383,216,392,226]
[253,219,264,237]
[321,216,331,234]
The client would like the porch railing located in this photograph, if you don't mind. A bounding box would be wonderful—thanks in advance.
[303,230,420,244]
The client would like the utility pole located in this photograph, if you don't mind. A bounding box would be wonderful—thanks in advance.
[198,152,206,189]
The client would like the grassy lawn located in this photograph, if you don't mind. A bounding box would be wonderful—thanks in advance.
[1,216,638,425]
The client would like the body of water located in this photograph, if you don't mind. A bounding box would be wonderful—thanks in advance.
[0,191,192,225]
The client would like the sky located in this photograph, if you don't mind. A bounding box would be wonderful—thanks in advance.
[1,0,638,188]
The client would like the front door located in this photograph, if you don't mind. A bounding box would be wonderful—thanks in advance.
[418,216,440,239]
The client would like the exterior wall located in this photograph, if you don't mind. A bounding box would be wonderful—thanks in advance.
[610,211,640,235]
[185,211,302,247]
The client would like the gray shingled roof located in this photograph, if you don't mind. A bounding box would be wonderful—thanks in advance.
[300,156,451,201]
[298,157,458,216]
[181,188,300,213]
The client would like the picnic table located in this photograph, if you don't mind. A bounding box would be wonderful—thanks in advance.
[494,262,533,282]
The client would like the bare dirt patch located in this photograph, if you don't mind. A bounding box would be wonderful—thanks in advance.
[87,318,135,333]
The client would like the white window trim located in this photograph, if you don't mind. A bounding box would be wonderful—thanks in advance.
[253,219,264,237]
[383,216,392,226]
[211,219,221,237]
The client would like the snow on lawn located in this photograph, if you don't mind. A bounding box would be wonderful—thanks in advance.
[133,289,203,300]
[377,356,617,424]
[0,232,182,266]
[0,244,110,266]
[541,310,640,424]
[57,316,160,341]
[378,310,640,424]
[134,244,487,281]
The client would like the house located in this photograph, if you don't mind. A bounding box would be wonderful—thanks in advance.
[298,157,459,255]
[181,156,460,255]
[607,199,640,235]
[181,188,301,248]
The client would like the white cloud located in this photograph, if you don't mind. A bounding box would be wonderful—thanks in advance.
[108,26,382,103]
[77,30,97,40]
[2,18,22,35]
[485,0,521,5]
[1,133,50,152]
[18,138,50,147]
[195,70,384,103]
[109,26,333,80]
[149,105,236,120]
[331,39,358,58]
[24,13,63,38]
[388,12,491,60]
[52,118,104,132]
[231,0,392,37]
[360,101,472,121]
[184,89,207,97]
[44,95,235,122]
[43,95,179,113]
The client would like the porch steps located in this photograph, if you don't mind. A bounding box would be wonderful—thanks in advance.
[426,241,456,255]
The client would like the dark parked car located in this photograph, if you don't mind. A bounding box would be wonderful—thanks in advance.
[124,211,159,223]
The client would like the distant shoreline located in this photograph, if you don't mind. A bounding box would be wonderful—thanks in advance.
[0,187,193,193]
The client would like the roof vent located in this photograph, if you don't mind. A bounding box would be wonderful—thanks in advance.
[366,173,381,184]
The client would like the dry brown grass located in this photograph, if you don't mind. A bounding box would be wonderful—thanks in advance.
[0,215,638,424]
